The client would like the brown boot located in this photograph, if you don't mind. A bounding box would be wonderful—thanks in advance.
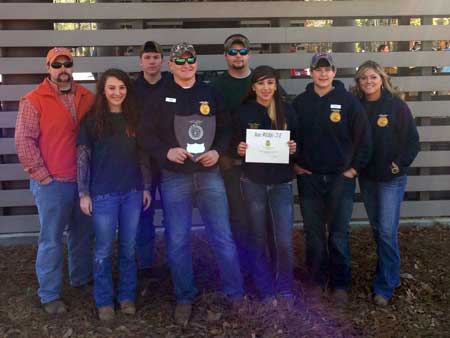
[174,303,192,326]
[120,300,136,315]
[98,306,115,321]
[42,299,67,314]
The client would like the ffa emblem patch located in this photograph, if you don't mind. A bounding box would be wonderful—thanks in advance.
[188,123,204,141]
[248,123,260,129]
[377,115,389,127]
[199,101,210,115]
[265,140,271,147]
[330,110,341,123]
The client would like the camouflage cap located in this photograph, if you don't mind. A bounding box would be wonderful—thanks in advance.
[170,42,196,60]
[224,34,250,51]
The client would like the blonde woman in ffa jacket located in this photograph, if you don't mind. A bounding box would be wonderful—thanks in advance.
[292,53,372,304]
[234,66,297,300]
[352,60,419,307]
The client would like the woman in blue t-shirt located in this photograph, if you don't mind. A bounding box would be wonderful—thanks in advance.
[234,66,297,299]
[351,61,419,307]
[77,68,151,320]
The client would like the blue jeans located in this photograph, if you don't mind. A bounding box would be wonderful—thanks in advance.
[221,165,251,275]
[30,179,93,304]
[92,190,142,308]
[359,175,407,300]
[298,174,355,291]
[136,176,162,270]
[241,177,294,298]
[160,168,244,304]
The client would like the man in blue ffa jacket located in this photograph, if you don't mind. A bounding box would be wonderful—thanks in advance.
[138,42,244,325]
[292,53,372,304]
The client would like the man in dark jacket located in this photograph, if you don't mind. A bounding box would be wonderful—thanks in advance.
[292,53,371,304]
[139,42,244,325]
[134,41,170,282]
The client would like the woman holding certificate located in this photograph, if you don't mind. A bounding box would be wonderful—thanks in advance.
[351,61,419,306]
[234,65,297,300]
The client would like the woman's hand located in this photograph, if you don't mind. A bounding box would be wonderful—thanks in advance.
[80,196,92,216]
[143,190,152,211]
[342,168,358,178]
[237,142,248,157]
[288,140,297,155]
[293,164,312,175]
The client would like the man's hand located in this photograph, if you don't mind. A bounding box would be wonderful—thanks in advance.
[80,196,92,216]
[40,177,53,185]
[237,142,247,157]
[167,147,192,164]
[342,168,358,178]
[196,150,219,167]
[293,164,312,175]
[143,190,152,211]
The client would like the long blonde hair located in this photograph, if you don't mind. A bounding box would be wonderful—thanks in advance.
[350,60,401,100]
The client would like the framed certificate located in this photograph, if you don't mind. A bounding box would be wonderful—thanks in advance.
[245,129,290,164]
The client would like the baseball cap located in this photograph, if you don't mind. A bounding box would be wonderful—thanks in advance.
[224,34,250,51]
[170,42,196,59]
[310,52,335,69]
[141,40,163,54]
[46,47,73,65]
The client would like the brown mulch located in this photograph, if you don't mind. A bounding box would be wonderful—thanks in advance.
[0,225,450,338]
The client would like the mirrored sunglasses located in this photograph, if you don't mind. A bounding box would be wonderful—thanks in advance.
[227,48,249,56]
[173,57,197,65]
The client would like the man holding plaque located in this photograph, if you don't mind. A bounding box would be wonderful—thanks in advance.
[138,42,244,325]
[292,53,372,304]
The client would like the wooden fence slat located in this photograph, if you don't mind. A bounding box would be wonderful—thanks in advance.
[1,1,449,20]
[0,111,18,128]
[2,199,450,235]
[0,164,28,181]
[2,76,449,101]
[0,138,16,155]
[0,189,34,207]
[2,52,450,74]
[1,25,450,48]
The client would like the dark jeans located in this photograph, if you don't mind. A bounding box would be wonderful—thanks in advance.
[160,168,244,304]
[359,175,407,300]
[241,177,294,298]
[221,165,251,275]
[136,173,163,270]
[298,173,355,291]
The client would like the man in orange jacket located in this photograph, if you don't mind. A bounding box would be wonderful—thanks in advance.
[15,47,95,314]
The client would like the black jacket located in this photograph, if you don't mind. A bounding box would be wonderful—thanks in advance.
[138,78,230,174]
[292,80,372,174]
[359,90,420,181]
[233,100,298,184]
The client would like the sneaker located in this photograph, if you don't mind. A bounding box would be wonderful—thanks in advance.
[120,300,136,315]
[98,306,115,321]
[174,303,192,326]
[42,299,67,314]
[373,294,389,307]
[331,289,349,305]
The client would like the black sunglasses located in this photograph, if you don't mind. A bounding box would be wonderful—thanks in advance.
[50,61,73,69]
[227,48,249,56]
[173,56,197,65]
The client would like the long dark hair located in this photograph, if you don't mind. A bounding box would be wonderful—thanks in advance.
[243,65,287,130]
[91,68,139,138]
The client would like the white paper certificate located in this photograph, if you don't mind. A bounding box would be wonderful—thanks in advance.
[245,129,290,164]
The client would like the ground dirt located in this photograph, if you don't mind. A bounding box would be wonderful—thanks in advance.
[0,225,449,338]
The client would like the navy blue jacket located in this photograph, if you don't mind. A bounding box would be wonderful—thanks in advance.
[292,80,372,174]
[138,78,230,174]
[359,91,420,181]
[233,100,298,184]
